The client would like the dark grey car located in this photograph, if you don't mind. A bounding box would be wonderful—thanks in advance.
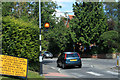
[43,51,53,59]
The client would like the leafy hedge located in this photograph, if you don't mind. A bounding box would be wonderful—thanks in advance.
[2,16,40,62]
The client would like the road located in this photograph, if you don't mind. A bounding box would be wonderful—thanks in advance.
[42,58,120,79]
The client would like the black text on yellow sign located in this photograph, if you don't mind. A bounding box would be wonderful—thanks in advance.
[0,55,28,77]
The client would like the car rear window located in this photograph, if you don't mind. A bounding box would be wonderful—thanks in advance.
[45,52,50,54]
[66,54,79,57]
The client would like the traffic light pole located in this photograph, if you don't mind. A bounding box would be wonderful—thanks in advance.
[39,0,43,76]
[38,0,73,76]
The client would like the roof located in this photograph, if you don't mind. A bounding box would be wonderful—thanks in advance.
[63,52,77,54]
[68,15,75,20]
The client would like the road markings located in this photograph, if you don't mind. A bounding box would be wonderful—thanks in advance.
[58,68,61,73]
[91,65,94,68]
[106,71,118,75]
[50,67,61,73]
[81,58,92,60]
[71,73,85,78]
[51,67,56,70]
[86,71,103,76]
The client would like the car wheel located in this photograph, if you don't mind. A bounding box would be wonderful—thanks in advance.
[57,63,60,67]
[79,64,82,68]
[62,63,66,69]
[43,56,45,59]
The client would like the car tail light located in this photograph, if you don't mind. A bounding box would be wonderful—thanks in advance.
[77,53,81,59]
[64,54,67,59]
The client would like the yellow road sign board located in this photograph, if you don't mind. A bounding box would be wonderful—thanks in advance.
[0,55,28,77]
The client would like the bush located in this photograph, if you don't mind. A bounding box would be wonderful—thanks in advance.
[28,61,40,72]
[2,16,40,62]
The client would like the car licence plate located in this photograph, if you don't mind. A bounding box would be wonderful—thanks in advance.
[70,59,77,61]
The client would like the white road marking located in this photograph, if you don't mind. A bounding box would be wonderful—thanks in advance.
[51,67,56,70]
[91,65,94,68]
[106,71,118,75]
[71,73,85,77]
[58,68,61,73]
[50,67,62,73]
[81,59,92,60]
[86,71,103,76]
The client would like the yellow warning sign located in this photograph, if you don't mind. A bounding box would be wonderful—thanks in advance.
[0,55,28,77]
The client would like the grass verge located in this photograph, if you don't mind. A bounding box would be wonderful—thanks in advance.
[1,70,45,80]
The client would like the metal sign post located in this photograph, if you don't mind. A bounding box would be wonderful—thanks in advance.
[39,55,43,76]
[39,0,43,76]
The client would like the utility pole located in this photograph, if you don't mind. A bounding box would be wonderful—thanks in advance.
[38,2,73,76]
[39,0,43,76]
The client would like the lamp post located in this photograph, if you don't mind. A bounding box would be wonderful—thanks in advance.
[39,0,43,76]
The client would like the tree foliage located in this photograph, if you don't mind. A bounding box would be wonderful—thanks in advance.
[103,2,118,19]
[99,30,119,53]
[2,2,62,59]
[33,2,60,26]
[2,2,14,16]
[2,16,40,62]
[70,2,108,46]
[43,18,71,55]
[102,1,120,53]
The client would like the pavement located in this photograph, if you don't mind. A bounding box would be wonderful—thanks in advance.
[43,63,71,78]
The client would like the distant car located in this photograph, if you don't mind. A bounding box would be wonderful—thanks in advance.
[57,52,82,69]
[43,51,53,59]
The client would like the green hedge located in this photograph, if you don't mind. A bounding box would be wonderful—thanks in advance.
[2,16,40,62]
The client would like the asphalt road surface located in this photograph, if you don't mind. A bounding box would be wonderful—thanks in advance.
[43,58,120,80]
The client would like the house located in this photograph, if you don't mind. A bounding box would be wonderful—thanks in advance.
[64,15,75,28]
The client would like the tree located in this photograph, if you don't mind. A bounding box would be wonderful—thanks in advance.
[2,2,38,20]
[70,2,108,50]
[103,2,119,31]
[2,2,14,16]
[103,2,118,19]
[2,2,60,25]
[117,1,120,52]
[33,2,60,26]
[13,2,32,18]
[99,30,119,53]
[43,17,71,55]
[2,1,61,57]
[103,1,120,53]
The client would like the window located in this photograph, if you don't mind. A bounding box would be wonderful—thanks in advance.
[67,54,79,57]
